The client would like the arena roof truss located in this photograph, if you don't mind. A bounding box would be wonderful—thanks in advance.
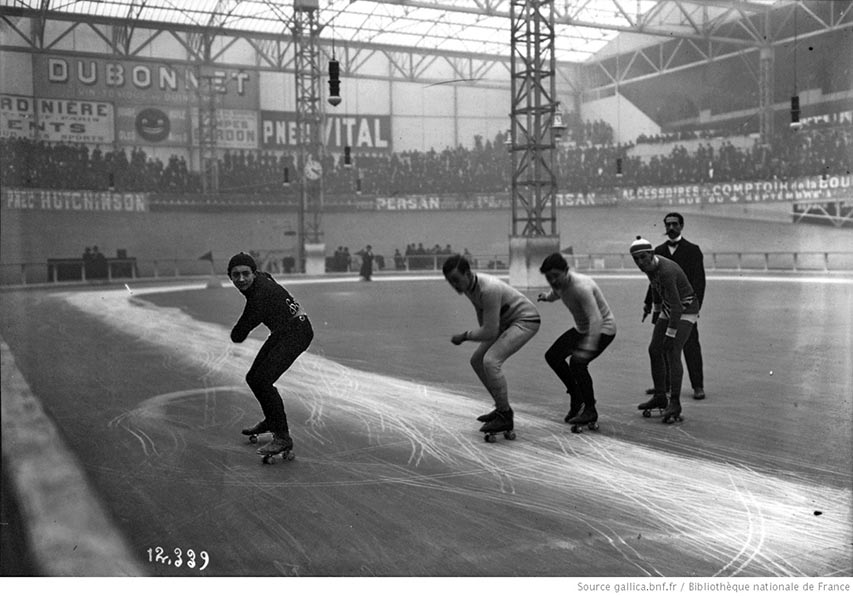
[1,0,849,91]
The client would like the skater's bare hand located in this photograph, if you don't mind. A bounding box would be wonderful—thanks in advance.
[537,292,548,302]
[451,332,467,345]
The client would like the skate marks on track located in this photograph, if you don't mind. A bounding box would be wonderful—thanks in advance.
[59,288,852,577]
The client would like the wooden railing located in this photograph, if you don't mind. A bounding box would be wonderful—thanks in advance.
[2,251,852,287]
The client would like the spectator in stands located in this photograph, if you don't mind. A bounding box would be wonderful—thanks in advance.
[393,249,405,270]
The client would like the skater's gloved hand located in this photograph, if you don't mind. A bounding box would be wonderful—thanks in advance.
[651,311,660,324]
[451,331,468,345]
[662,334,675,352]
[642,307,650,322]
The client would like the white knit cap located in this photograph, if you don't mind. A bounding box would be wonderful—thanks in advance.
[629,236,654,255]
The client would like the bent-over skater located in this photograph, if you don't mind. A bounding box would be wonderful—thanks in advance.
[537,253,616,430]
[442,254,540,438]
[228,252,314,457]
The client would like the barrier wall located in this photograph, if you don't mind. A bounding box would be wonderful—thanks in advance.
[3,192,852,285]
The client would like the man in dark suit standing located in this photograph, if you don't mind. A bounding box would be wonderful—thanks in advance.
[643,212,707,400]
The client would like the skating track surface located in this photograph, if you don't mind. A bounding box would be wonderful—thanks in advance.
[1,272,851,577]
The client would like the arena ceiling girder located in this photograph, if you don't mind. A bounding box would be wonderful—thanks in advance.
[1,0,848,89]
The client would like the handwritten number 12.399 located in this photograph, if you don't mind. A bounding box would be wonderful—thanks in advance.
[147,546,210,570]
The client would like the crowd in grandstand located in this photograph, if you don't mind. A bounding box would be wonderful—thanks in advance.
[1,117,850,199]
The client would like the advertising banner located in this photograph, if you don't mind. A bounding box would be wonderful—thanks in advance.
[33,55,259,109]
[116,105,190,146]
[2,188,148,213]
[370,191,617,211]
[261,111,391,151]
[619,175,853,206]
[189,108,259,150]
[1,94,114,143]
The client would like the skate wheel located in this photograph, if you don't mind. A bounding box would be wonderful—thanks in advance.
[642,409,651,418]
[504,430,516,441]
[262,455,274,464]
[588,422,599,431]
[485,434,497,443]
[249,434,258,444]
[284,450,295,461]
[571,425,581,434]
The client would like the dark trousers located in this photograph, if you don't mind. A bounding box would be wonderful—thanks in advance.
[649,318,694,400]
[545,328,615,410]
[245,317,313,435]
[660,323,704,392]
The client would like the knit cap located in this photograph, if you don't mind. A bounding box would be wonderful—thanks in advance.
[227,252,257,274]
[629,236,654,255]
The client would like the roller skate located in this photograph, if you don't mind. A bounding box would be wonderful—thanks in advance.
[568,403,599,434]
[479,408,516,443]
[638,393,668,418]
[661,397,684,424]
[241,419,270,444]
[477,409,499,423]
[693,388,706,400]
[563,395,583,423]
[257,432,295,464]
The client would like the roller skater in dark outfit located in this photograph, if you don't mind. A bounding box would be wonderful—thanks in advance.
[630,237,698,423]
[228,252,314,458]
[537,253,616,432]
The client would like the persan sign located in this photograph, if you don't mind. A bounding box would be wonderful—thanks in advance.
[261,111,391,151]
[33,55,258,109]
[1,94,114,143]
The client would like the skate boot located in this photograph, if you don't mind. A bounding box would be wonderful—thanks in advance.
[638,393,668,418]
[257,432,295,464]
[568,403,599,433]
[241,419,270,444]
[479,408,516,443]
[477,409,499,423]
[563,394,583,423]
[661,396,683,424]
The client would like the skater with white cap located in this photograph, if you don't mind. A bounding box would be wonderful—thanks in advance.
[630,237,699,423]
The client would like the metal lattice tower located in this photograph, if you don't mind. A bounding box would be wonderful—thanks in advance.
[758,7,774,145]
[509,0,558,237]
[189,31,219,195]
[293,0,324,271]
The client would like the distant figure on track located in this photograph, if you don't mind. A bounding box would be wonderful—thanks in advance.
[442,254,541,438]
[630,237,698,423]
[357,244,374,281]
[228,252,314,458]
[643,212,707,400]
[537,253,616,431]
